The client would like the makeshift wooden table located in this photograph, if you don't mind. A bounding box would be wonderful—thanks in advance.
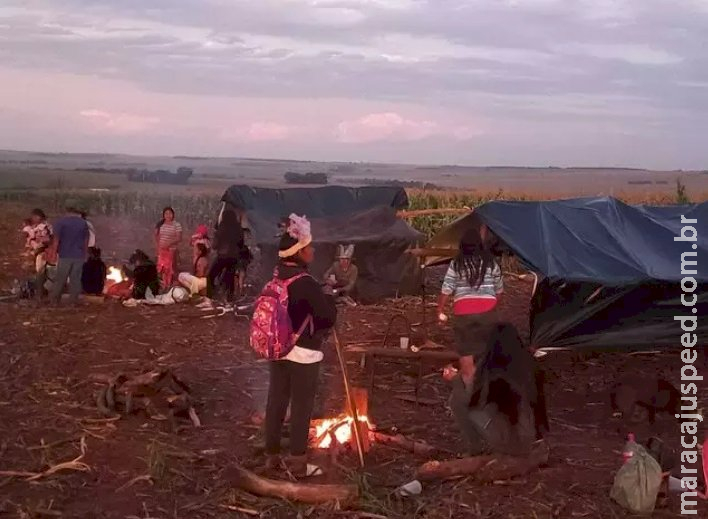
[344,345,459,408]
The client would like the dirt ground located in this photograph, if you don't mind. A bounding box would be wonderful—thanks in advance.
[0,203,706,518]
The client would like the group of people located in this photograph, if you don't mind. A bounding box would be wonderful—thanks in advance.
[20,203,257,306]
[20,204,543,476]
[260,215,547,478]
[21,202,102,304]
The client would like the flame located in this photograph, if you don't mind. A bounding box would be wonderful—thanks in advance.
[106,266,125,283]
[313,414,372,449]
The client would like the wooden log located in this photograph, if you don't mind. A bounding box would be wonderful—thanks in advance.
[405,247,459,258]
[415,440,550,482]
[345,346,458,362]
[397,208,472,218]
[371,432,437,456]
[228,465,358,505]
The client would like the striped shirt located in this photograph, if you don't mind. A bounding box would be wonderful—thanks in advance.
[157,221,182,249]
[441,261,503,302]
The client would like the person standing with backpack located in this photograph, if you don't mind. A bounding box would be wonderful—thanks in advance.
[251,214,337,477]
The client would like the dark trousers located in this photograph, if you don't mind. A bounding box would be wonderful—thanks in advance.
[265,360,320,457]
[49,258,83,304]
[206,256,237,301]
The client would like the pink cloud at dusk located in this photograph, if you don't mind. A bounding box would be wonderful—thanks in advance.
[335,112,479,143]
[219,122,298,142]
[79,109,160,134]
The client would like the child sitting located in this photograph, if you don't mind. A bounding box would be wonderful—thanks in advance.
[82,247,107,295]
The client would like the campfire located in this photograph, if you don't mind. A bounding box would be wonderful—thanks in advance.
[311,387,373,454]
[106,266,126,283]
[313,413,373,449]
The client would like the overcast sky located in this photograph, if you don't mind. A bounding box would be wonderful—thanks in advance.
[1,0,707,168]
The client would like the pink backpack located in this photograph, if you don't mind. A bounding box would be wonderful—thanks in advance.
[250,272,314,360]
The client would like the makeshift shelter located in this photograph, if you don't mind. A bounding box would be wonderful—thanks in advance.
[219,185,425,301]
[423,197,707,350]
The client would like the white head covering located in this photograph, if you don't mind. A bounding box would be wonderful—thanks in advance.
[278,214,312,258]
[337,244,355,259]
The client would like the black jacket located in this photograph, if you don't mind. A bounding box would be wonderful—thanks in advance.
[213,222,245,258]
[277,263,337,351]
[81,258,106,295]
[124,262,160,299]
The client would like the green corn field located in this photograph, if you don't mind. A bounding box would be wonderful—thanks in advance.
[0,184,696,241]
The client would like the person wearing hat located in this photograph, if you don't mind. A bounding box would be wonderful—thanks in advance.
[323,244,358,307]
[264,214,337,478]
[49,200,89,305]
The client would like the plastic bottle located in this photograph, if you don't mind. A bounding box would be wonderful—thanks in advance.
[622,432,637,463]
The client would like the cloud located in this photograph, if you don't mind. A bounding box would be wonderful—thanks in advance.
[219,122,296,142]
[0,0,707,167]
[79,109,160,133]
[335,112,478,143]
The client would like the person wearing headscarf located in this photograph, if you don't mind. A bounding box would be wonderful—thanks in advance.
[264,214,337,478]
[323,244,358,306]
[190,224,211,266]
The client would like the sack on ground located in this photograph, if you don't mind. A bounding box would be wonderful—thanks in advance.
[610,442,663,514]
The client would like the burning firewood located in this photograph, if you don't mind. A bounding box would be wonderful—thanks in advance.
[415,439,550,482]
[227,465,358,505]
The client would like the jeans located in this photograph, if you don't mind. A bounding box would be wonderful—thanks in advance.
[49,258,84,304]
[265,360,320,457]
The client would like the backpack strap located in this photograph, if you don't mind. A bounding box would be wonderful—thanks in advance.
[292,314,314,344]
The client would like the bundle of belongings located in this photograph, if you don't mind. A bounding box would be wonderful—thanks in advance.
[610,434,707,514]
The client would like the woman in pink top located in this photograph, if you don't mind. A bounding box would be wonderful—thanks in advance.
[154,207,183,290]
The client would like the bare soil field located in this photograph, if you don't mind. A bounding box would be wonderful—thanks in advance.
[2,149,708,197]
[0,202,706,518]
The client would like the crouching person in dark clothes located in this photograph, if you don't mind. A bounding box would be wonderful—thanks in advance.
[447,322,549,456]
[264,214,337,477]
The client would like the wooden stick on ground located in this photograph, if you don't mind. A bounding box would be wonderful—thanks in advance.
[371,432,438,456]
[228,466,358,505]
[416,439,550,482]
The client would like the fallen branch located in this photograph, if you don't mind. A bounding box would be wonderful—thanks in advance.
[371,432,437,456]
[219,505,259,516]
[228,465,358,505]
[116,474,153,492]
[416,439,550,482]
[1,437,91,482]
[393,395,438,406]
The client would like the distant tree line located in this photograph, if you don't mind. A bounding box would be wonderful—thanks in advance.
[284,171,328,184]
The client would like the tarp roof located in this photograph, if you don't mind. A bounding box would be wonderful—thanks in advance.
[220,184,423,300]
[425,197,708,285]
[222,184,409,218]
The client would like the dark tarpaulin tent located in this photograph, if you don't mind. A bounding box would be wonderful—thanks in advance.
[423,197,707,350]
[220,185,424,301]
